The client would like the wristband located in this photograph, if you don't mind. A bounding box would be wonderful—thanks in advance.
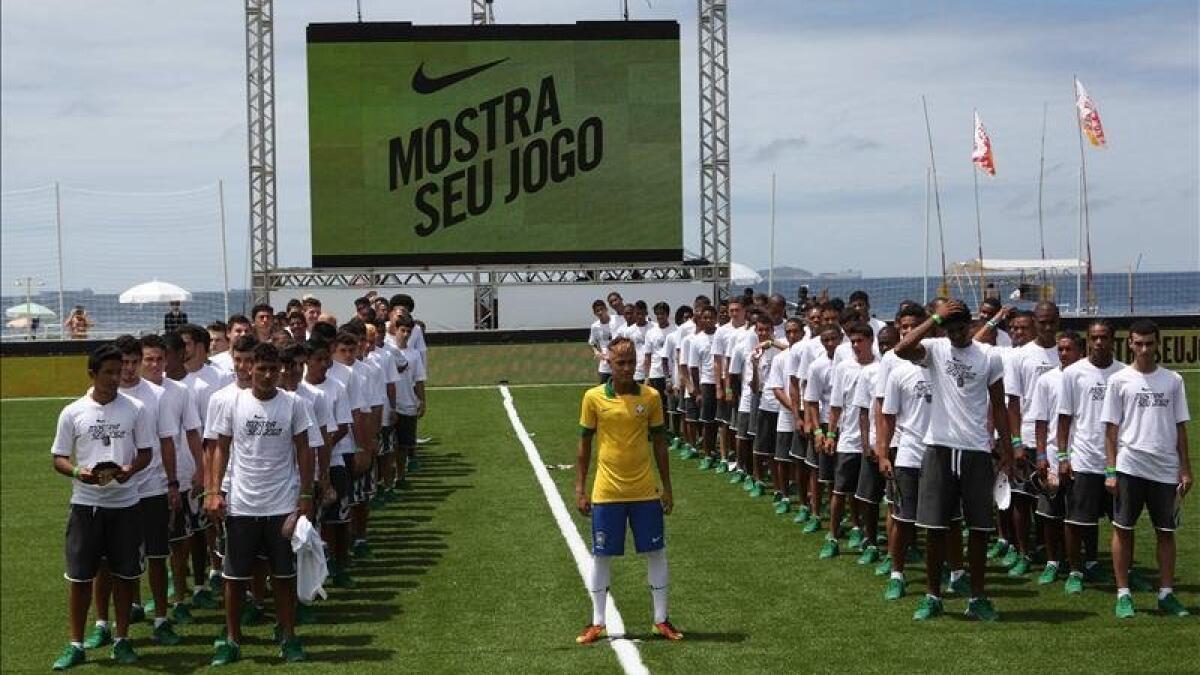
[72,465,81,479]
[1036,452,1047,462]
[167,480,180,488]
[1105,467,1117,479]
[827,430,838,439]
[1055,451,1069,462]
[813,429,824,438]
[1010,436,1023,448]
[931,313,943,326]
[299,491,313,500]
[197,491,207,499]
[986,318,999,329]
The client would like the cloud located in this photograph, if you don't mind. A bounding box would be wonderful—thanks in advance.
[749,136,808,162]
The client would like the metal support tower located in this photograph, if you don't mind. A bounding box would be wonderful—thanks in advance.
[246,0,277,304]
[698,0,731,300]
[471,0,494,25]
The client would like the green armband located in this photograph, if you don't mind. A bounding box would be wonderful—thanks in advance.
[813,429,824,438]
[1055,451,1069,462]
[827,430,838,439]
[299,491,313,500]
[930,313,943,326]
[1011,436,1023,448]
[71,465,81,479]
[1105,466,1117,479]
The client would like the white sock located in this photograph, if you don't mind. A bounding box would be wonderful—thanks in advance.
[996,538,1008,546]
[1069,570,1083,578]
[193,585,206,595]
[1117,587,1131,598]
[589,555,611,626]
[113,636,127,644]
[1085,560,1099,569]
[646,549,669,624]
[949,569,965,583]
[1158,587,1174,600]
[154,617,168,629]
[95,620,109,629]
[890,570,905,581]
[70,641,83,650]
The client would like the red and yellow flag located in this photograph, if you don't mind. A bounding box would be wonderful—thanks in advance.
[1075,79,1107,148]
[971,111,996,176]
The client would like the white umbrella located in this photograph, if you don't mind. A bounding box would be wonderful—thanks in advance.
[119,280,192,304]
[5,302,56,319]
[729,261,763,286]
[6,317,32,328]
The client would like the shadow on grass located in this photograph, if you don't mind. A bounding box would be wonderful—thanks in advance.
[996,609,1094,623]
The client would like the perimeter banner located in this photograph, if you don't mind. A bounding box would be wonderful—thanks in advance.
[307,22,682,266]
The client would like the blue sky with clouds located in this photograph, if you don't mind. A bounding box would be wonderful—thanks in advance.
[2,0,1196,291]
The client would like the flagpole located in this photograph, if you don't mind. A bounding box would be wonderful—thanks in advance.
[923,167,931,304]
[1037,102,1048,296]
[922,96,948,296]
[1073,76,1095,314]
[972,111,986,309]
[768,172,776,297]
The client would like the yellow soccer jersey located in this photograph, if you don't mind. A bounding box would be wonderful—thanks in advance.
[579,381,665,504]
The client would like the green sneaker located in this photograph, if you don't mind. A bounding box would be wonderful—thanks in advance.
[682,446,700,460]
[884,577,905,601]
[802,518,822,535]
[52,644,85,671]
[1082,562,1109,584]
[1114,594,1136,619]
[715,461,729,474]
[331,569,356,589]
[774,499,791,515]
[152,621,182,646]
[912,595,943,621]
[1001,548,1020,568]
[819,538,840,560]
[128,604,145,623]
[208,571,223,594]
[874,555,893,577]
[240,603,266,626]
[352,540,372,559]
[211,640,241,666]
[111,639,138,665]
[906,546,924,564]
[297,603,317,625]
[728,470,745,485]
[847,527,864,551]
[1128,569,1154,593]
[742,475,756,491]
[698,457,714,471]
[82,623,112,649]
[793,505,811,524]
[1157,593,1190,617]
[406,457,422,473]
[948,572,970,596]
[986,540,1008,559]
[669,437,681,451]
[143,599,156,617]
[212,628,228,648]
[748,483,764,499]
[370,494,387,508]
[964,597,1000,622]
[1038,562,1060,585]
[384,488,401,502]
[1064,572,1085,595]
[192,588,220,610]
[169,603,194,624]
[1008,556,1032,577]
[857,545,881,565]
[280,636,307,662]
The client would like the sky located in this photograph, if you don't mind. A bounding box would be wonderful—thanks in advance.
[2,0,1197,292]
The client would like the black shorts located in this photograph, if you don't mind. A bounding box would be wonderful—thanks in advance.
[648,378,668,421]
[805,430,821,468]
[774,431,794,462]
[789,431,808,462]
[1010,447,1037,498]
[1065,472,1109,526]
[222,514,295,580]
[666,390,680,418]
[684,396,699,423]
[65,503,143,582]
[728,374,743,410]
[716,399,732,425]
[833,454,861,495]
[139,494,171,559]
[891,466,921,523]
[699,384,718,424]
[168,491,192,543]
[353,468,375,504]
[325,465,352,525]
[916,446,995,531]
[1113,473,1178,532]
[186,488,211,532]
[393,414,418,450]
[753,411,778,456]
[855,454,885,505]
[735,411,754,441]
[1036,483,1066,520]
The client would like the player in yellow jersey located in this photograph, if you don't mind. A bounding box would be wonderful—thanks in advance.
[574,337,682,644]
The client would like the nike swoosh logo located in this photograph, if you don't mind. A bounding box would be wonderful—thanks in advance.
[411,58,508,95]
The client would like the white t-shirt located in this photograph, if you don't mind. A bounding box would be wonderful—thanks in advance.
[1028,367,1065,470]
[119,379,177,499]
[852,361,882,451]
[394,346,427,416]
[728,328,756,376]
[918,337,1005,451]
[52,392,155,508]
[678,333,695,397]
[803,354,836,424]
[645,324,669,380]
[1100,366,1189,484]
[735,340,756,414]
[872,351,903,399]
[711,323,736,375]
[1057,358,1124,475]
[1006,341,1061,443]
[164,376,203,490]
[688,331,717,385]
[310,376,353,465]
[210,350,234,374]
[356,359,386,409]
[766,346,794,429]
[882,360,932,469]
[589,319,616,375]
[368,348,402,417]
[868,317,888,344]
[329,361,372,414]
[618,322,651,380]
[205,382,245,492]
[211,388,311,517]
[190,362,234,392]
[830,359,868,454]
[756,346,781,413]
[296,380,336,446]
[663,329,680,387]
[795,335,826,383]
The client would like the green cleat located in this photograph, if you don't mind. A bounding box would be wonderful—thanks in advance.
[280,636,307,662]
[884,577,905,601]
[802,518,822,535]
[128,604,145,623]
[698,457,714,471]
[297,603,317,625]
[1001,548,1020,568]
[874,555,893,577]
[370,494,387,508]
[857,545,881,566]
[948,573,970,596]
[819,538,840,560]
[406,457,422,473]
[771,491,784,503]
[51,644,85,671]
[742,475,756,491]
[143,599,156,617]
[1064,572,1085,595]
[211,640,240,666]
[212,628,228,648]
[682,446,700,460]
[169,603,194,624]
[793,505,811,524]
[153,621,182,646]
[208,571,223,595]
[1008,556,1032,578]
[964,597,1000,622]
[1082,562,1109,584]
[240,603,266,626]
[774,499,791,515]
[192,588,220,610]
[906,546,924,564]
[847,527,864,551]
[1157,593,1190,617]
[1038,562,1060,585]
[715,461,729,474]
[669,437,680,451]
[1128,569,1154,593]
[912,595,943,621]
[1114,594,1136,619]
[352,540,372,559]
[82,623,112,650]
[728,470,745,484]
[986,540,1009,559]
[748,482,765,499]
[111,639,138,665]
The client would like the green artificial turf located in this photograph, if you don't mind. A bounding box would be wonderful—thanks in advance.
[2,374,1197,673]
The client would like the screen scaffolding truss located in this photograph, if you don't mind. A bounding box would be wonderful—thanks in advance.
[698,0,731,300]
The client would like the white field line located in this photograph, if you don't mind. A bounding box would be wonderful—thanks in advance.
[497,385,649,675]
